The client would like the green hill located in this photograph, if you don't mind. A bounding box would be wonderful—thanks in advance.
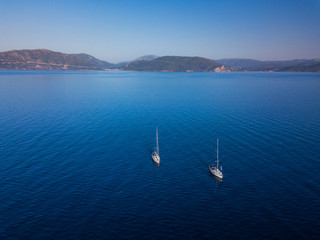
[123,56,224,72]
[277,59,320,72]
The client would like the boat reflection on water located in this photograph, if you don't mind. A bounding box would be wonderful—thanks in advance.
[208,171,223,182]
[152,160,160,167]
[212,174,223,182]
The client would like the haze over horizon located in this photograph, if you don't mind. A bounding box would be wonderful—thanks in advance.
[1,0,319,63]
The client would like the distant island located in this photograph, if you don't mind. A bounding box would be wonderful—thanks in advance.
[122,56,226,72]
[0,49,319,72]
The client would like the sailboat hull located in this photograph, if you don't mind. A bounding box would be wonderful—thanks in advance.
[152,152,160,164]
[209,166,223,179]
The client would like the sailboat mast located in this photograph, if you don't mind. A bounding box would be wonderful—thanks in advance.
[217,138,219,168]
[156,127,159,154]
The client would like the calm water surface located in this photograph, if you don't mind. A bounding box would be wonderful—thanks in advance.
[0,71,319,239]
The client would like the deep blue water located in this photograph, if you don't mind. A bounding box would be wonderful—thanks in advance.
[0,71,319,239]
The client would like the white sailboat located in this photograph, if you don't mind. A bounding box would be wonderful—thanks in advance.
[152,127,160,164]
[209,138,223,179]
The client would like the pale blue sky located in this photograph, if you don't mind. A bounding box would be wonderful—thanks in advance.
[0,0,319,63]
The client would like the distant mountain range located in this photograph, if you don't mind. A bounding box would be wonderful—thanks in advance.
[215,58,320,72]
[115,55,158,68]
[0,49,113,70]
[0,49,319,72]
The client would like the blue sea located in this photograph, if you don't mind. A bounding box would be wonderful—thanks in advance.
[0,71,319,239]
